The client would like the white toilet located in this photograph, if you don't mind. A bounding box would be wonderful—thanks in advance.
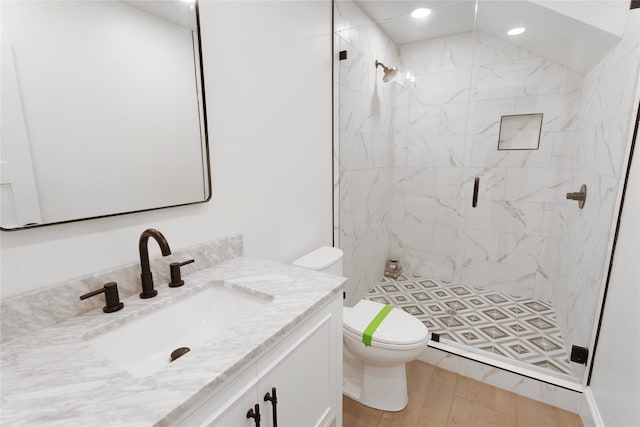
[293,247,429,412]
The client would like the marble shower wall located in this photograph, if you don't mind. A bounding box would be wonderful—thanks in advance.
[392,30,583,301]
[554,11,640,371]
[334,1,402,305]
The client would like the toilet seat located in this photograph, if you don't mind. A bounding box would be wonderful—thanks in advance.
[343,300,428,348]
[343,327,428,350]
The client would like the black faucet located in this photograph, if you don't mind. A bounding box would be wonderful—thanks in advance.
[139,228,171,299]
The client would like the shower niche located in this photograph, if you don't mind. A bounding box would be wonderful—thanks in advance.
[497,113,543,150]
[333,0,640,387]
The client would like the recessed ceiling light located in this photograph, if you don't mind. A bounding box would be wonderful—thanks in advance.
[411,8,431,19]
[507,27,526,36]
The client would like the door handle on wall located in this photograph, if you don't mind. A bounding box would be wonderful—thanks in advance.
[472,177,480,208]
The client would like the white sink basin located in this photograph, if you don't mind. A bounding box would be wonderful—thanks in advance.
[86,285,270,377]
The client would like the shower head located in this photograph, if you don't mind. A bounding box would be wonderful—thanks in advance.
[375,60,398,83]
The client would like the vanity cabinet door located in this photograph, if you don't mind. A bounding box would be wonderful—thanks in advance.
[180,364,260,427]
[205,381,258,427]
[177,294,342,427]
[257,310,338,427]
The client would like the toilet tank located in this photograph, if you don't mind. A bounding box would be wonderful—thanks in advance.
[292,247,343,276]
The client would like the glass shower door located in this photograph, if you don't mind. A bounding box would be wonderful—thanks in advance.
[334,0,640,386]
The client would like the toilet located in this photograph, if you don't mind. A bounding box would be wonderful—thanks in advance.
[293,247,429,412]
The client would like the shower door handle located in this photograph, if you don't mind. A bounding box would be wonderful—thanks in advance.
[472,177,480,208]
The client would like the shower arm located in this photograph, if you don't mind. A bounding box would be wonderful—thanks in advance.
[375,60,391,72]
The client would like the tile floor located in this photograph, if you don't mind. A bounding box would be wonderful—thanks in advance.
[343,360,583,427]
[365,275,574,376]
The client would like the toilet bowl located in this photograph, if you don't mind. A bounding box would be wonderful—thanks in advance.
[293,247,429,411]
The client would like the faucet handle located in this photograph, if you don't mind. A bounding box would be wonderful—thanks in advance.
[80,282,124,313]
[169,259,195,288]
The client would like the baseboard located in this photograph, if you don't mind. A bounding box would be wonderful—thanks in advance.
[581,388,604,427]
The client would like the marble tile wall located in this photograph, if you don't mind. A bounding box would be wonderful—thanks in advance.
[391,30,582,302]
[334,0,401,305]
[554,11,640,376]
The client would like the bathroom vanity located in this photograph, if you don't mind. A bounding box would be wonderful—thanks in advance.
[0,236,345,426]
[179,293,341,426]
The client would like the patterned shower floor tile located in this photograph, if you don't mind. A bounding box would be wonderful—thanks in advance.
[365,275,574,376]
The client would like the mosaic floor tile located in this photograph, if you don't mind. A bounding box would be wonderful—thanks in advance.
[402,305,426,316]
[486,293,510,304]
[482,308,510,321]
[365,275,574,376]
[410,291,432,301]
[479,325,510,340]
[444,300,469,312]
[524,317,556,330]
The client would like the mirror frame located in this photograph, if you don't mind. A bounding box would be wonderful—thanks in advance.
[1,1,211,232]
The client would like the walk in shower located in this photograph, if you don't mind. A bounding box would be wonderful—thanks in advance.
[333,0,640,386]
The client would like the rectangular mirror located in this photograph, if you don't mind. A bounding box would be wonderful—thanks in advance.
[0,0,210,230]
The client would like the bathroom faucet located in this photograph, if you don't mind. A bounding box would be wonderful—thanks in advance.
[139,228,172,299]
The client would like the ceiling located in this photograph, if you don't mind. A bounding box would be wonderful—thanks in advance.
[355,1,476,45]
[122,0,197,31]
[353,0,624,73]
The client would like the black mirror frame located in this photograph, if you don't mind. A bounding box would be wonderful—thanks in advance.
[1,0,212,232]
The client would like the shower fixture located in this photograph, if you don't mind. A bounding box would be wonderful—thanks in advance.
[566,184,587,209]
[375,60,398,82]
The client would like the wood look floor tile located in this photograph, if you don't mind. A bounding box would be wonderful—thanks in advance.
[378,361,435,427]
[414,365,458,427]
[343,395,383,427]
[447,395,517,427]
[342,362,583,427]
[454,375,517,417]
[515,395,583,427]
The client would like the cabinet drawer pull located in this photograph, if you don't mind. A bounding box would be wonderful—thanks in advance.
[246,404,261,427]
[264,387,278,427]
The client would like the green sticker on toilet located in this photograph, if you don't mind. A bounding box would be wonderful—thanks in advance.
[362,305,394,347]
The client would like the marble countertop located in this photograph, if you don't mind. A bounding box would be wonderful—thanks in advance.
[0,257,345,426]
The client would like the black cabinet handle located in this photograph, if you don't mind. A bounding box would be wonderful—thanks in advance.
[246,404,260,427]
[264,387,278,427]
[472,176,480,208]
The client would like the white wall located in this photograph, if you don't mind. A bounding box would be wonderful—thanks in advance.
[588,127,640,426]
[0,0,333,299]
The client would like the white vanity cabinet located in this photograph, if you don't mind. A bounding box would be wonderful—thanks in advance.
[178,293,342,427]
